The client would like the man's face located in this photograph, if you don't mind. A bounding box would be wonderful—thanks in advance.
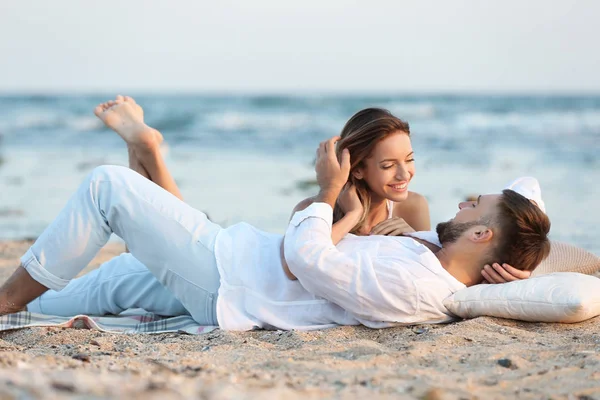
[454,194,501,223]
[436,194,501,245]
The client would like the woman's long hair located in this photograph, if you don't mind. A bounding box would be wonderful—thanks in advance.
[333,108,411,234]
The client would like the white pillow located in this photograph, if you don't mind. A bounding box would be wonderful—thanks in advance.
[443,273,600,323]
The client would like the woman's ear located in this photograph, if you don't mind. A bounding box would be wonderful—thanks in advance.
[352,169,364,180]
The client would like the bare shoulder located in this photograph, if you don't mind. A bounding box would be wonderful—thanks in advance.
[392,191,431,231]
[288,196,318,220]
[294,196,317,212]
[393,191,429,214]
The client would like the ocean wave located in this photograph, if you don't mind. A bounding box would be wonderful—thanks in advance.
[65,116,103,131]
[382,102,437,119]
[206,111,313,132]
[456,110,600,135]
[0,111,102,133]
[148,112,197,133]
[0,111,60,131]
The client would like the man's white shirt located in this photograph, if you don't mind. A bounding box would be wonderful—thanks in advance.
[214,203,465,331]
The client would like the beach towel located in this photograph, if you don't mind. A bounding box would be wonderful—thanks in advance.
[0,311,218,335]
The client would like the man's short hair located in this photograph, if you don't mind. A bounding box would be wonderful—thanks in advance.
[490,189,551,271]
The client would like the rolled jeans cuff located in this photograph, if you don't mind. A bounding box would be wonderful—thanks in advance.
[20,248,70,291]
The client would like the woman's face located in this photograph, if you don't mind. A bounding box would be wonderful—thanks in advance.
[353,131,415,203]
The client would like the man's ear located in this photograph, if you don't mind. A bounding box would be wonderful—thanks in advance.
[469,226,494,243]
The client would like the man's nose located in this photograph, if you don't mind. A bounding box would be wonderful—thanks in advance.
[458,201,473,210]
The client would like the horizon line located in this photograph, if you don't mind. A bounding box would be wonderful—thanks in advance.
[1,88,600,97]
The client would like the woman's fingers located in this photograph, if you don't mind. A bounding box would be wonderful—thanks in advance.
[389,227,408,236]
[370,218,410,236]
[370,219,394,235]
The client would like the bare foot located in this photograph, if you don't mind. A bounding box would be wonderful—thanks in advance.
[94,95,163,150]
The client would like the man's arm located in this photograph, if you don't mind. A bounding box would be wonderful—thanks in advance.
[282,192,360,280]
[281,136,356,280]
[282,137,420,322]
[283,202,420,322]
[287,195,361,246]
[284,202,360,311]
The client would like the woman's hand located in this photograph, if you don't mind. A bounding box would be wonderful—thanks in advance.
[337,184,363,216]
[481,263,531,284]
[370,217,416,236]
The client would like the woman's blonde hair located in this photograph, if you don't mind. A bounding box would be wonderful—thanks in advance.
[333,108,411,233]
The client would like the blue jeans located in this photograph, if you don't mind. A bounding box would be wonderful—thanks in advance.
[23,165,222,325]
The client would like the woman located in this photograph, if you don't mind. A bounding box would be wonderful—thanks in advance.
[291,108,429,243]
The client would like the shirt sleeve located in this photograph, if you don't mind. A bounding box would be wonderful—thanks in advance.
[283,203,418,322]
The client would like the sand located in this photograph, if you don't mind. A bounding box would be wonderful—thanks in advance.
[1,240,599,400]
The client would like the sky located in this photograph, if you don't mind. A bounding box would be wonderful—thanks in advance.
[0,0,599,93]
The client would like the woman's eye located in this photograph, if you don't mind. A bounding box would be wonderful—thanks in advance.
[382,165,393,170]
[407,158,415,163]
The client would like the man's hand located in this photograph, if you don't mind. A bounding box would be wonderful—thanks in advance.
[314,136,351,208]
[370,217,416,236]
[481,263,531,284]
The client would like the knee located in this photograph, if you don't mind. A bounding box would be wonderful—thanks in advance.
[90,165,137,183]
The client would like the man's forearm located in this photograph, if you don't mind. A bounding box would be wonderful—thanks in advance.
[314,189,340,209]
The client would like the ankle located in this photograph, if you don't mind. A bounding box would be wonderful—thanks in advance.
[0,301,25,315]
[131,125,161,153]
[0,266,48,315]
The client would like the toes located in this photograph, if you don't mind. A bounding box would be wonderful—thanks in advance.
[124,95,136,104]
[93,105,104,117]
[116,94,125,103]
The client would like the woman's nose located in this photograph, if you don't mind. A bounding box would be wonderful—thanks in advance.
[396,166,410,181]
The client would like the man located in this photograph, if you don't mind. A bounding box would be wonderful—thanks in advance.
[0,100,551,330]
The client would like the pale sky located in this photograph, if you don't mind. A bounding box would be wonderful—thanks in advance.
[0,0,599,93]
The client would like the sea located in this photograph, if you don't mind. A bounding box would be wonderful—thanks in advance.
[0,94,598,255]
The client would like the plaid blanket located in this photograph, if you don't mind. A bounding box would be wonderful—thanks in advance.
[0,311,218,335]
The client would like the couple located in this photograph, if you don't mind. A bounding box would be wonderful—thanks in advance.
[0,96,551,331]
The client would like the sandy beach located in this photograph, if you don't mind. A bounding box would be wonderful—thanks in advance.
[0,241,598,399]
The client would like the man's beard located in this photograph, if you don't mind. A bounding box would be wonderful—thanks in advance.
[436,220,481,245]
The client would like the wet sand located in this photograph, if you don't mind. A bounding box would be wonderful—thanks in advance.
[1,240,599,399]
